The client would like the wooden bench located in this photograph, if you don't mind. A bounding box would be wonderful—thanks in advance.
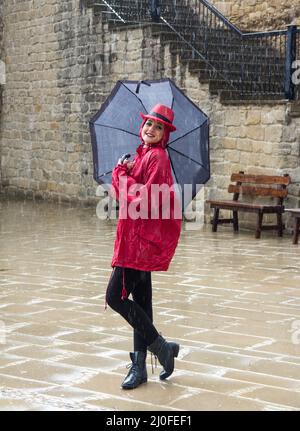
[285,209,300,244]
[206,172,291,238]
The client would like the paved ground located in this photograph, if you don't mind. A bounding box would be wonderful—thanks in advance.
[0,198,300,411]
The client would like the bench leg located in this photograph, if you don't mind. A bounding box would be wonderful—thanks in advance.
[255,211,263,239]
[277,212,283,237]
[212,208,219,232]
[293,217,300,245]
[233,210,239,232]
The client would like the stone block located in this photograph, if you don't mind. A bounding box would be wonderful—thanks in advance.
[227,126,247,139]
[225,110,241,126]
[245,110,261,125]
[46,181,58,192]
[262,142,274,155]
[261,109,285,125]
[252,141,264,154]
[246,125,265,141]
[237,138,253,152]
[221,137,237,149]
[211,111,225,125]
[226,150,240,163]
[282,125,297,143]
[265,125,283,143]
[212,125,228,138]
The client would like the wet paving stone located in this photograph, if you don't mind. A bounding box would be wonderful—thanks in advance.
[0,198,300,410]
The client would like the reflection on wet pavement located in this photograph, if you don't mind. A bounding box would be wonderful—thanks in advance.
[0,198,300,410]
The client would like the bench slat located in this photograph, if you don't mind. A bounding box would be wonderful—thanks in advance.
[231,173,291,186]
[228,184,288,198]
[207,200,283,212]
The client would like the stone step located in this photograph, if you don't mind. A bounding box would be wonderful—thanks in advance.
[184,58,285,73]
[173,58,284,79]
[219,89,286,102]
[288,101,300,117]
[95,0,289,102]
[169,46,285,66]
[99,3,284,59]
[209,78,283,93]
[161,32,282,53]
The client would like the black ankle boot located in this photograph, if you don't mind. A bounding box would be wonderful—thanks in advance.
[148,335,179,380]
[121,351,147,390]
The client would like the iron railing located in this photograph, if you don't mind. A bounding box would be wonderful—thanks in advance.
[90,0,299,101]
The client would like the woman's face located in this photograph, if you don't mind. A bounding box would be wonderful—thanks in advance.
[141,119,165,145]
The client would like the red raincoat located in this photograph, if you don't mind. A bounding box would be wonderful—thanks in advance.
[111,136,182,273]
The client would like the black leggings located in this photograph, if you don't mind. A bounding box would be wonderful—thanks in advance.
[106,267,159,352]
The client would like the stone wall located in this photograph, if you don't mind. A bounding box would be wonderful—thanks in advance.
[0,0,300,229]
[0,0,174,204]
[0,0,4,188]
[0,0,103,202]
[210,0,300,31]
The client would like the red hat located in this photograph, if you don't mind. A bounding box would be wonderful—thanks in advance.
[140,104,176,132]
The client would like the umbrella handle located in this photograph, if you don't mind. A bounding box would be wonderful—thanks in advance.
[119,153,131,164]
[135,80,151,94]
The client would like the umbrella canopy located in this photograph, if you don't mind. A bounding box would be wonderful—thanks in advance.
[89,78,210,207]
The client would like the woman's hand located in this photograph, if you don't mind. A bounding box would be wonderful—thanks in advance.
[125,160,135,171]
[117,158,135,172]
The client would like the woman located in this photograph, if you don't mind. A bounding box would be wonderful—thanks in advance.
[106,104,182,389]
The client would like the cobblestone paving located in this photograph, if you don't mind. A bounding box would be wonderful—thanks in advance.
[0,199,300,411]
